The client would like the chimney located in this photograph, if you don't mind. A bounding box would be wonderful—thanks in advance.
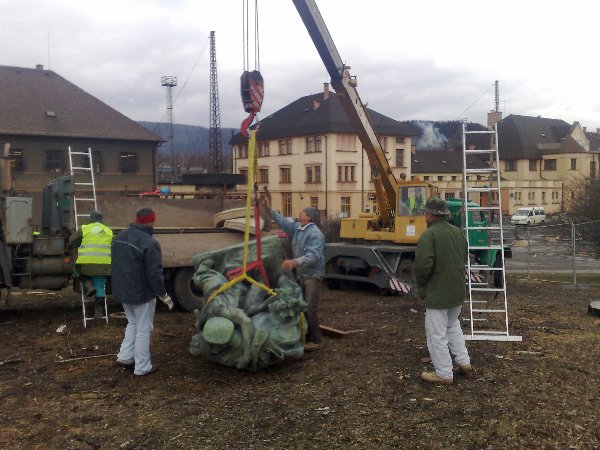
[583,127,587,133]
[35,64,44,70]
[323,82,330,101]
[313,99,320,110]
[597,128,600,135]
[487,111,502,127]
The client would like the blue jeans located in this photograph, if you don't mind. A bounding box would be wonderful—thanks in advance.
[117,299,156,375]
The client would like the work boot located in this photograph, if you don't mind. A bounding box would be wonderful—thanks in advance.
[83,279,96,298]
[421,371,453,385]
[304,342,324,352]
[455,363,473,375]
[94,297,105,320]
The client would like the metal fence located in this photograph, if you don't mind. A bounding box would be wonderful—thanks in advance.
[505,220,600,286]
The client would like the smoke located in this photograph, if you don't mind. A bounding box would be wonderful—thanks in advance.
[414,121,447,151]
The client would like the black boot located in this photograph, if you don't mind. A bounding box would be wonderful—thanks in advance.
[94,297,105,320]
[83,279,96,298]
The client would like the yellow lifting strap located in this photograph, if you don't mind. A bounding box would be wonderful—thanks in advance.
[206,130,276,304]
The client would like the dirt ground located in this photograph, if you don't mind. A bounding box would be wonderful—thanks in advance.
[1,277,599,449]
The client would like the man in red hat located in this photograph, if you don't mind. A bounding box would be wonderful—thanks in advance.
[111,207,173,376]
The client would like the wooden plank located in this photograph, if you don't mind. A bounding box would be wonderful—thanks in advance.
[319,324,365,337]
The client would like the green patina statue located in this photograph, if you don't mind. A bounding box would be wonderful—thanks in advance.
[189,235,306,371]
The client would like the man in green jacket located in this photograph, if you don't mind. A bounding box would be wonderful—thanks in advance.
[415,197,471,384]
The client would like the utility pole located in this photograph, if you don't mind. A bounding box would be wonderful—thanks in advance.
[208,31,224,174]
[161,75,177,179]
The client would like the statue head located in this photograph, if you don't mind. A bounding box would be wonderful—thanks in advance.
[202,317,235,345]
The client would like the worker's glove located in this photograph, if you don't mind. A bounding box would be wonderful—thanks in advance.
[159,294,174,310]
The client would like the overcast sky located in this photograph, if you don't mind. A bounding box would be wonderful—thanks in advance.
[1,0,599,132]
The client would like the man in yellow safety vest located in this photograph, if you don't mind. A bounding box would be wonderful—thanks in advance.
[69,210,113,320]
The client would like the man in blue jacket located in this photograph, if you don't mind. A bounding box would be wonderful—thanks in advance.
[111,208,173,376]
[261,195,326,351]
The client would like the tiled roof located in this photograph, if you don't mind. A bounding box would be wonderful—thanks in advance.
[586,131,600,153]
[230,92,418,144]
[0,65,161,142]
[411,150,489,173]
[497,114,573,160]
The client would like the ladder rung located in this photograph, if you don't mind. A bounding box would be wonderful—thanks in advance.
[466,187,498,192]
[470,265,503,271]
[471,308,507,313]
[470,287,505,292]
[75,198,96,202]
[75,182,94,186]
[469,245,504,250]
[465,226,502,230]
[465,168,497,173]
[466,206,501,211]
[72,166,92,171]
[464,130,495,135]
[465,149,497,154]
[69,151,92,156]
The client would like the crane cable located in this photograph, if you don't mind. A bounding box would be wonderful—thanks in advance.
[240,0,264,137]
[206,129,275,304]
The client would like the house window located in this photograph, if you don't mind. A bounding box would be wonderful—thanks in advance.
[239,169,248,184]
[315,136,322,152]
[258,142,269,157]
[278,139,293,155]
[396,136,405,144]
[543,159,557,171]
[237,144,248,159]
[451,176,457,181]
[305,166,313,183]
[120,152,138,173]
[341,196,351,217]
[306,136,313,153]
[337,165,355,182]
[337,134,355,151]
[9,149,24,172]
[423,176,429,181]
[444,192,455,200]
[570,158,577,170]
[282,192,292,217]
[541,191,546,204]
[395,149,404,167]
[529,160,537,171]
[438,176,444,181]
[92,151,103,173]
[505,160,517,172]
[378,135,387,152]
[46,150,64,173]
[310,196,319,209]
[314,165,321,183]
[258,168,269,184]
[280,167,291,183]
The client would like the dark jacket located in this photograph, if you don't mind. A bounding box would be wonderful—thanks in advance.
[111,223,167,305]
[415,219,467,309]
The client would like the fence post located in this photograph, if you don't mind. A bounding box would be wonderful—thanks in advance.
[527,226,531,280]
[571,222,576,286]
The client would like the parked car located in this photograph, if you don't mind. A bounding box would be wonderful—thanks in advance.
[510,207,546,225]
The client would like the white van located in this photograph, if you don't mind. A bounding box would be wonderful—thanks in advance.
[510,207,546,225]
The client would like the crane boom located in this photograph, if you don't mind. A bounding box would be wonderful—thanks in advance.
[292,0,397,223]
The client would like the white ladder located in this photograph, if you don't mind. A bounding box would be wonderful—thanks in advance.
[461,122,521,341]
[67,147,108,327]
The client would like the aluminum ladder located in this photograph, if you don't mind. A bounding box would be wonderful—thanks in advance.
[461,122,521,341]
[67,147,108,327]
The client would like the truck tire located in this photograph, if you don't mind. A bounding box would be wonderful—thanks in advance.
[396,259,416,295]
[173,267,205,313]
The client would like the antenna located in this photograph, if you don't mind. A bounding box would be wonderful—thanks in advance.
[161,75,178,179]
[208,31,224,174]
[494,80,500,112]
